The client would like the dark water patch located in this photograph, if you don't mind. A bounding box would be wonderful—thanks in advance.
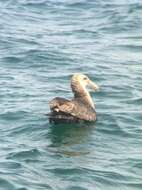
[19,49,75,67]
[3,56,22,63]
[47,167,86,176]
[68,29,99,38]
[126,183,142,190]
[7,148,41,161]
[66,1,98,10]
[0,161,22,170]
[121,97,142,105]
[128,3,142,13]
[0,111,30,121]
[56,149,89,157]
[0,177,16,190]
[121,35,142,40]
[116,44,142,52]
[67,186,88,190]
[48,124,93,148]
[6,124,35,137]
[19,0,50,6]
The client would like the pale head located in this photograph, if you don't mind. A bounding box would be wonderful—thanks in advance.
[71,73,99,92]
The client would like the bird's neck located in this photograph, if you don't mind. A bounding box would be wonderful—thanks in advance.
[71,82,95,109]
[78,92,95,109]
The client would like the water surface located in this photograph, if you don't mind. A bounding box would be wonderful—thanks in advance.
[0,0,142,189]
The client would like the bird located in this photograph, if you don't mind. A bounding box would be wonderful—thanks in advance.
[48,73,99,123]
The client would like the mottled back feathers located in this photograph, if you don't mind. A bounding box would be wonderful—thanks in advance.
[49,97,96,122]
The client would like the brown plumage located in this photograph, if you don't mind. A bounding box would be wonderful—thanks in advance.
[48,74,99,123]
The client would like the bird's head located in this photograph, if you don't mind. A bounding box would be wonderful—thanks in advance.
[71,73,99,92]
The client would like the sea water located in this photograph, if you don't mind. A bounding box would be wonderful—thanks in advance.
[0,0,142,189]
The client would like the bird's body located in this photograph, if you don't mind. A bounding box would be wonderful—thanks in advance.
[48,74,99,123]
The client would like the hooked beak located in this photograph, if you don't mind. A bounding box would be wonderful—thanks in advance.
[88,80,100,91]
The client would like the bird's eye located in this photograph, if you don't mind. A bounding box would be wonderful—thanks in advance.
[83,77,87,80]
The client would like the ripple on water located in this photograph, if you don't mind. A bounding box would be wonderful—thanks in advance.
[67,186,88,190]
[7,149,41,161]
[0,177,16,190]
[0,111,29,121]
[0,161,22,170]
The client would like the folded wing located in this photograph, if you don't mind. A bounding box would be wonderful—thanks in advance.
[49,97,96,121]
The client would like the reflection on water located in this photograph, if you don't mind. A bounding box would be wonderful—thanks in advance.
[48,123,95,157]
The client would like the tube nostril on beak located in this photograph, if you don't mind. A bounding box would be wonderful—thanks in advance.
[89,80,100,91]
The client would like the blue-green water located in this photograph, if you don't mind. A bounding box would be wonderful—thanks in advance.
[0,0,142,189]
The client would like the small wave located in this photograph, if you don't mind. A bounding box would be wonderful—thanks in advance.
[67,1,93,8]
[128,3,142,13]
[116,44,142,52]
[0,111,29,121]
[17,188,29,190]
[0,177,16,190]
[3,56,22,63]
[123,97,142,105]
[0,161,22,170]
[46,167,86,176]
[19,0,48,6]
[7,148,41,160]
[67,186,88,190]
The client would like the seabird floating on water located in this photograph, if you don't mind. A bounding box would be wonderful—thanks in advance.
[48,73,99,123]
